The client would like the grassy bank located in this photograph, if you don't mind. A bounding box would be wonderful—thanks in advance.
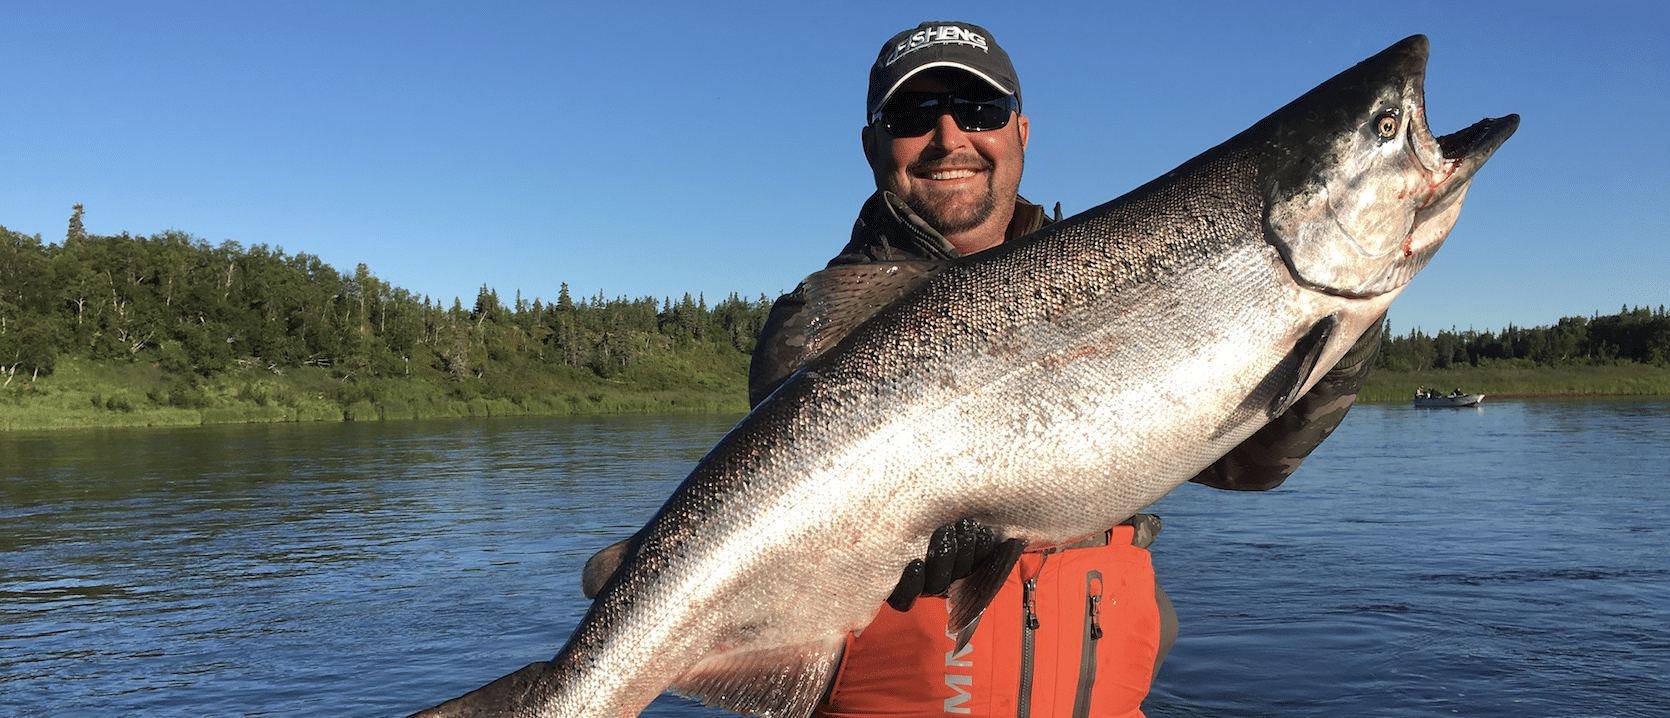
[7,357,1666,432]
[1360,361,1670,402]
[0,355,750,432]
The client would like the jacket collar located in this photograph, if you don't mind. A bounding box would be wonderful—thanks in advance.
[850,190,1055,262]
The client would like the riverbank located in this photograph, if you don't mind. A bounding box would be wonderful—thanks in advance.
[1358,362,1670,402]
[6,357,1666,432]
[0,356,750,432]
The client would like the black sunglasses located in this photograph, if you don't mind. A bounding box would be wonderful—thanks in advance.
[871,92,1019,138]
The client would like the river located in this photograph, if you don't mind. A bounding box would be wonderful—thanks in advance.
[2,398,1665,717]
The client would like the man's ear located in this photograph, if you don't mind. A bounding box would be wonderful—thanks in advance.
[1016,114,1029,150]
[861,124,877,170]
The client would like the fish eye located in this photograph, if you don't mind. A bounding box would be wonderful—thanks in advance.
[1375,110,1400,139]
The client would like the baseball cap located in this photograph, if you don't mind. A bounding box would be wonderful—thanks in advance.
[866,22,1021,121]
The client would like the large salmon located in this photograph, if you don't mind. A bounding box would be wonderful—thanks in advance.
[412,35,1517,718]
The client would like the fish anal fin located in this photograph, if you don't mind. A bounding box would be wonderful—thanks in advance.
[670,635,845,718]
[799,261,948,362]
[946,538,1026,637]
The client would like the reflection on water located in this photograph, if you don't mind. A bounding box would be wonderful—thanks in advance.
[2,401,1666,717]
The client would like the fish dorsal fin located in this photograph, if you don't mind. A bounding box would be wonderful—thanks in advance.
[669,634,846,718]
[946,538,1027,638]
[798,261,948,364]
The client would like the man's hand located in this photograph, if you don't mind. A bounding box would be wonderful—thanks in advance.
[885,518,997,612]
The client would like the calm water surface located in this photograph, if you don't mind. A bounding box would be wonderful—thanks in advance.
[2,399,1665,717]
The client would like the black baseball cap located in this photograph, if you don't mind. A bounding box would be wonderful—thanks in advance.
[866,22,1021,121]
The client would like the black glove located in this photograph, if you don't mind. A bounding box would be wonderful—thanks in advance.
[885,518,998,612]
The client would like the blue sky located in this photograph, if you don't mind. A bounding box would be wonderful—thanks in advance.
[3,1,1664,335]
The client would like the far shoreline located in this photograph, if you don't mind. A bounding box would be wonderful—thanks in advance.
[1357,363,1669,403]
[6,360,1664,434]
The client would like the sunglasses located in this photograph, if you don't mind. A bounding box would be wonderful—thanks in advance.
[871,92,1019,138]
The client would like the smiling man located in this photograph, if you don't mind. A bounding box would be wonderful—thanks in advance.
[745,22,1176,718]
[748,22,1055,405]
[859,39,1029,255]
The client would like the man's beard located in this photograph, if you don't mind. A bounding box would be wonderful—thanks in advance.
[902,182,997,237]
[899,152,1017,238]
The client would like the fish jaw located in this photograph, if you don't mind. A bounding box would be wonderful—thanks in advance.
[1261,34,1519,297]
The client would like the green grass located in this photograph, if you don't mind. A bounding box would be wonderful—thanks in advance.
[1360,361,1670,402]
[8,355,1664,432]
[0,354,750,432]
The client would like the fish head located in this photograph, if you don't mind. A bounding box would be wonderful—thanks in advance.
[1262,34,1518,297]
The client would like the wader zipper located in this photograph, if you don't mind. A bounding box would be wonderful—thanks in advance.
[1016,553,1047,718]
[1071,571,1105,718]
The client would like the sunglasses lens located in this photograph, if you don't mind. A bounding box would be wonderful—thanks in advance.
[951,99,1011,132]
[882,107,939,137]
[879,95,1013,138]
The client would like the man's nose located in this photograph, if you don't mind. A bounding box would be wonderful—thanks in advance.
[925,110,968,148]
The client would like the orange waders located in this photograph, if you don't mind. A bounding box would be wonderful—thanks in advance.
[814,525,1162,718]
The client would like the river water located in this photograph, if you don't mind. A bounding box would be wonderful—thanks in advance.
[2,399,1665,717]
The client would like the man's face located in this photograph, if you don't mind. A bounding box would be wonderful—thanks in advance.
[864,69,1029,250]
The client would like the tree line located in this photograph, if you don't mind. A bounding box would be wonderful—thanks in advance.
[1375,305,1670,372]
[3,207,1664,395]
[0,207,774,393]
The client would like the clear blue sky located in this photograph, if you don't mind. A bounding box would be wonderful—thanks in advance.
[3,1,1664,335]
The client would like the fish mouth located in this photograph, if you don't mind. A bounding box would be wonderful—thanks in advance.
[1391,36,1515,197]
[1414,109,1520,190]
[1404,112,1519,229]
[1437,115,1519,166]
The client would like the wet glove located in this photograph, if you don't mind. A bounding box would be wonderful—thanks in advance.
[885,517,998,612]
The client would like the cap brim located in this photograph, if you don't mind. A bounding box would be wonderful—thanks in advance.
[869,61,1017,118]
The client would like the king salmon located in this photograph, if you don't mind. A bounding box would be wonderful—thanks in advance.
[411,34,1517,718]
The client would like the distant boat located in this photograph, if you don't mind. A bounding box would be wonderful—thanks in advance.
[1413,393,1484,407]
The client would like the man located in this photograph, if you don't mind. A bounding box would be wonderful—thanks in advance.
[585,20,1382,716]
[742,21,1383,718]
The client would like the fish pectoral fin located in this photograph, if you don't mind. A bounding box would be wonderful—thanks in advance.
[1219,314,1337,437]
[946,538,1027,636]
[670,634,846,718]
[799,260,949,362]
[1268,315,1337,420]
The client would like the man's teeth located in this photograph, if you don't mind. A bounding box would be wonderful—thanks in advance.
[928,169,976,180]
